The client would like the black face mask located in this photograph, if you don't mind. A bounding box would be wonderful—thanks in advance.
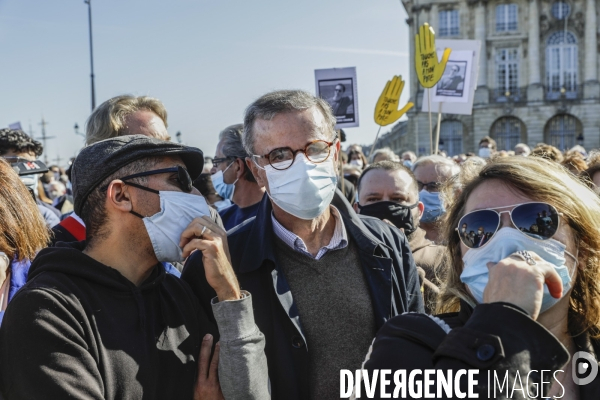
[357,201,418,235]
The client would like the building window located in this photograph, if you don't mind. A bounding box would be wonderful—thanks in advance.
[496,48,519,97]
[551,1,571,20]
[496,4,518,32]
[546,31,578,99]
[491,117,523,151]
[545,114,580,151]
[439,10,459,37]
[438,120,463,156]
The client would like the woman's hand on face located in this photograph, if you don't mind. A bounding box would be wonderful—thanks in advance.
[482,252,563,320]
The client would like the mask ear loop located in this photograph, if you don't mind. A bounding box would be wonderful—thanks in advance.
[565,246,579,285]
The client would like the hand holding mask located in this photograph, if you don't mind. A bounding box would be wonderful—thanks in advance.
[180,215,240,302]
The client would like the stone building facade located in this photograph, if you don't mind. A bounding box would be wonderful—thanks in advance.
[388,0,600,156]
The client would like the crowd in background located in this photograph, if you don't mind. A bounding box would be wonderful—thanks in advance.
[1,91,600,399]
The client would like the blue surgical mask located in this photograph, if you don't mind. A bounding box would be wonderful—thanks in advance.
[211,162,238,200]
[403,160,414,169]
[419,189,445,223]
[460,227,576,313]
[20,173,40,198]
[478,147,491,158]
[212,199,232,212]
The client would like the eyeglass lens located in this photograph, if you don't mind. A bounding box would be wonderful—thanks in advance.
[458,203,559,249]
[177,167,193,193]
[417,181,440,192]
[268,141,331,170]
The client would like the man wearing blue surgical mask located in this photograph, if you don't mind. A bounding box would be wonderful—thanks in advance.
[210,124,265,229]
[183,89,424,400]
[412,154,460,243]
[478,136,497,159]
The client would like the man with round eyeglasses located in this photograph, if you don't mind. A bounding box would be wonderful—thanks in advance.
[182,89,424,400]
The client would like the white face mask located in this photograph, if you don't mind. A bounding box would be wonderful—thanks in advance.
[137,191,211,262]
[460,227,576,313]
[265,153,338,220]
[350,159,363,168]
[20,174,40,197]
[478,147,491,158]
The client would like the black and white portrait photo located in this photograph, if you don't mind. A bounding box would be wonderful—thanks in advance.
[319,79,354,117]
[315,67,359,128]
[436,61,467,97]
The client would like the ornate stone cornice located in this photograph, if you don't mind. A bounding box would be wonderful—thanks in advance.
[411,4,431,13]
[540,12,585,37]
[467,0,488,6]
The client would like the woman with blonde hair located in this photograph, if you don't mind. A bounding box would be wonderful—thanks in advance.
[0,159,49,325]
[359,156,600,399]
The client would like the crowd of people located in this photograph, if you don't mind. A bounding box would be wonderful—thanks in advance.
[0,90,599,399]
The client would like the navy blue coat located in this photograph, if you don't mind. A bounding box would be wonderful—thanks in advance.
[182,191,424,400]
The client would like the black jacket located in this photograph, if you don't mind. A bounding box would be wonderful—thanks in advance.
[362,300,600,399]
[0,242,218,400]
[182,191,424,400]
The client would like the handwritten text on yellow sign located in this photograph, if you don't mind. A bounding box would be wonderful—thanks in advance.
[374,75,414,126]
[415,23,452,88]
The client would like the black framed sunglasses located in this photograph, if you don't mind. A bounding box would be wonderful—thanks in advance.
[212,157,234,167]
[102,166,193,194]
[456,202,562,249]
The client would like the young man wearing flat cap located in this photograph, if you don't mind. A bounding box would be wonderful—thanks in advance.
[0,135,269,400]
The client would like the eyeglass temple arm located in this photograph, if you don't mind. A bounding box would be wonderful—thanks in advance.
[119,167,178,181]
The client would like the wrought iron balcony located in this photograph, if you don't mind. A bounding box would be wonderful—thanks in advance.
[544,84,582,101]
[490,87,527,103]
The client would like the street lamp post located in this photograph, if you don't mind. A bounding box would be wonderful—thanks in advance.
[84,0,96,111]
[74,123,85,140]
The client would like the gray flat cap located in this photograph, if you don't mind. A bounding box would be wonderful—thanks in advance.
[72,135,203,216]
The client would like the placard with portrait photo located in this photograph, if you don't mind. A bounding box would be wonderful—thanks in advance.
[422,40,481,115]
[432,51,473,103]
[315,67,359,128]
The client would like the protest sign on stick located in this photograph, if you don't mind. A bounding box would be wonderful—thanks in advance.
[371,75,414,152]
[414,23,451,154]
[421,40,481,153]
[315,67,359,128]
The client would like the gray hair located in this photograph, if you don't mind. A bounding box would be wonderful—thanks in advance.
[85,95,168,145]
[401,150,417,162]
[242,90,336,155]
[370,147,400,163]
[218,124,255,182]
[412,154,460,179]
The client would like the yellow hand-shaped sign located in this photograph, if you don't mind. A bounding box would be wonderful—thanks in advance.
[415,23,452,88]
[374,75,414,126]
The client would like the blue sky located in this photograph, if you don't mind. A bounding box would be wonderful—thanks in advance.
[0,0,411,167]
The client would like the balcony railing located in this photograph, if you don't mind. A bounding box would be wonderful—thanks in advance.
[490,87,527,104]
[544,84,582,101]
[488,85,583,103]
